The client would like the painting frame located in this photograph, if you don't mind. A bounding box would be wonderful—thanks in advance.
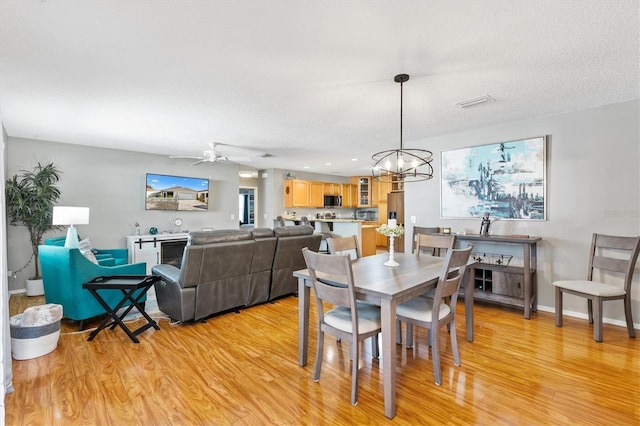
[440,136,547,220]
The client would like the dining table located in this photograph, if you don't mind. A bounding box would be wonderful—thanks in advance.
[294,252,475,419]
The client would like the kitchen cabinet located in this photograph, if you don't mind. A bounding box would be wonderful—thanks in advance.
[309,181,324,207]
[361,226,378,257]
[342,184,357,207]
[376,178,393,203]
[284,179,309,208]
[376,201,388,246]
[350,176,373,207]
[323,183,342,196]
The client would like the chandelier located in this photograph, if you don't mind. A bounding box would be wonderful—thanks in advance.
[371,74,433,186]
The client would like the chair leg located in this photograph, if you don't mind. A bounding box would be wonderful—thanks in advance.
[351,338,359,405]
[431,324,442,385]
[450,319,460,367]
[371,335,379,359]
[623,296,636,338]
[396,319,402,344]
[554,287,563,327]
[405,323,414,348]
[593,297,603,343]
[313,330,325,381]
[587,298,594,324]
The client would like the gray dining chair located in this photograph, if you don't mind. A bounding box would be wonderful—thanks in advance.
[411,226,440,253]
[400,232,459,344]
[327,235,361,260]
[396,245,473,385]
[301,248,381,405]
[553,233,640,342]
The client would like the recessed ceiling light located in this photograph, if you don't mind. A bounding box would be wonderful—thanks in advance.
[239,173,253,178]
[325,162,332,166]
[351,158,358,161]
[303,166,310,169]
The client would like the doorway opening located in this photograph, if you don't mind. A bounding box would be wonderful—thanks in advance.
[239,187,257,228]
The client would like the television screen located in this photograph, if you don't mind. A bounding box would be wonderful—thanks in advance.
[145,173,209,211]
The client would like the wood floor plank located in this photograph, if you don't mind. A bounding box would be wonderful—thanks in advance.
[6,293,640,425]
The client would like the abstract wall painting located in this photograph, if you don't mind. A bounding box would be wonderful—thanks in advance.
[440,136,547,220]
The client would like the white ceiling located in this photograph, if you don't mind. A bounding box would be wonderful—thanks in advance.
[1,0,638,177]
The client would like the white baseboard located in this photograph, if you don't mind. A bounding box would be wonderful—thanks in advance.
[537,304,639,330]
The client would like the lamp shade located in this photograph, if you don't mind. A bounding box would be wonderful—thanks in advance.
[52,206,90,226]
[52,206,90,248]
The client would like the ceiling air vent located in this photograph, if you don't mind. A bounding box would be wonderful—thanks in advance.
[455,95,494,108]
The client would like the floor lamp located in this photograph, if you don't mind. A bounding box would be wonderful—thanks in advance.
[52,206,90,248]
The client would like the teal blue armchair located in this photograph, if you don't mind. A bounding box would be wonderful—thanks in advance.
[38,245,147,328]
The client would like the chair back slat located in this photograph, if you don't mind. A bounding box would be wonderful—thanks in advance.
[592,255,631,273]
[416,233,456,257]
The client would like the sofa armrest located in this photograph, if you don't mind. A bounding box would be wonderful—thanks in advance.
[151,264,181,285]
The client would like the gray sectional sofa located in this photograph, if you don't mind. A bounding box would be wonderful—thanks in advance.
[151,225,322,322]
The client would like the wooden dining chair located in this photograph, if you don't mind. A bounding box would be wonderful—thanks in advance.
[411,226,440,253]
[301,248,381,405]
[553,233,640,342]
[399,232,458,344]
[416,233,457,257]
[396,245,473,385]
[327,235,361,260]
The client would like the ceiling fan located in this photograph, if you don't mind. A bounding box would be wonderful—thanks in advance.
[170,142,266,166]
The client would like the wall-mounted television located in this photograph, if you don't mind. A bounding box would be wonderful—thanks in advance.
[145,173,209,211]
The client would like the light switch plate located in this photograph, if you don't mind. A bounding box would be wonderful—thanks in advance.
[410,216,416,223]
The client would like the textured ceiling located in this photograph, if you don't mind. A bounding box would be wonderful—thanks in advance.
[1,0,638,176]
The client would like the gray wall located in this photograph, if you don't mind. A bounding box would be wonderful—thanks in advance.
[404,100,640,326]
[5,138,241,292]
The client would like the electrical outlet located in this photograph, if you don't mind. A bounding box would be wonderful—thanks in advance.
[410,216,416,223]
[230,214,235,221]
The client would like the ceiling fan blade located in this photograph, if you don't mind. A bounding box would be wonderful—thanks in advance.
[169,155,204,160]
[190,159,208,166]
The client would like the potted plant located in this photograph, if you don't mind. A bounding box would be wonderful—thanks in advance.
[5,162,62,294]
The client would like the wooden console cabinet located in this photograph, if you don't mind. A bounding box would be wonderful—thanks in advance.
[456,234,541,319]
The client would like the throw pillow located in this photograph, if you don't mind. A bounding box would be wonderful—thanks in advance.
[78,238,98,264]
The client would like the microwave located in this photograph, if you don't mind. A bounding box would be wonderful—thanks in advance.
[323,195,342,207]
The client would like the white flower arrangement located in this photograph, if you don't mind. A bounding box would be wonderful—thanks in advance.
[376,224,405,237]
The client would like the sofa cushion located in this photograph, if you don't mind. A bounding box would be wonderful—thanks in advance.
[273,225,314,237]
[188,230,252,245]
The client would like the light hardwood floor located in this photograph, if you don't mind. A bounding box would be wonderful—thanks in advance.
[6,293,640,425]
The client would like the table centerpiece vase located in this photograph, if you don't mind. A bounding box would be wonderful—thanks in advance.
[376,223,405,267]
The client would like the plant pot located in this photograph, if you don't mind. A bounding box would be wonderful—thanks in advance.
[25,278,44,296]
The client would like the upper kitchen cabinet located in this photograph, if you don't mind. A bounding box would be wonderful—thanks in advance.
[350,176,373,207]
[375,176,393,203]
[284,179,309,208]
[323,182,342,196]
[342,184,357,208]
[309,181,324,207]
